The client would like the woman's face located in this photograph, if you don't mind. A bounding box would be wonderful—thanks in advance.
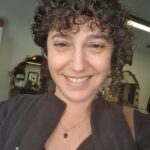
[47,23,113,103]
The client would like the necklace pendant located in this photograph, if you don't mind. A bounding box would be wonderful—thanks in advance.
[64,133,68,138]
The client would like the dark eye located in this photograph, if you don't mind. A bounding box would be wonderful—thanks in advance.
[54,42,68,47]
[90,44,105,48]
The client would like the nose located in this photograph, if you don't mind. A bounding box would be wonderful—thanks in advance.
[70,48,87,73]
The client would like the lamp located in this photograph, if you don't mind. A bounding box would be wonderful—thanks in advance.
[128,15,150,33]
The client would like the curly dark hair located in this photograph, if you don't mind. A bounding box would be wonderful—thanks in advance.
[32,0,133,86]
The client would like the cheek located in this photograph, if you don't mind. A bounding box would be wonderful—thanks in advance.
[47,53,68,74]
[90,52,112,73]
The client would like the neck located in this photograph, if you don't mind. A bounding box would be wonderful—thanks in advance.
[64,100,92,118]
[54,93,94,127]
[60,102,92,130]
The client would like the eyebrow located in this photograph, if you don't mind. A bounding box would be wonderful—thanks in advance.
[51,33,72,40]
[86,33,109,41]
[50,31,111,42]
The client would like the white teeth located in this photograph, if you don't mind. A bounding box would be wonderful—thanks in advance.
[67,76,89,83]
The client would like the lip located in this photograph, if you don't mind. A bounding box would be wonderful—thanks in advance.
[63,75,92,87]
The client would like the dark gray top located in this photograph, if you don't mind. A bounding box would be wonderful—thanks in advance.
[0,92,150,150]
[78,110,150,150]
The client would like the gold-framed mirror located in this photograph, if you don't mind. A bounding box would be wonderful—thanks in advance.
[9,55,50,97]
[103,70,140,107]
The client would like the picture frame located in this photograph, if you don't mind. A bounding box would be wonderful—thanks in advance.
[27,72,39,84]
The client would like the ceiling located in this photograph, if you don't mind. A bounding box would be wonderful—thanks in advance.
[126,0,150,22]
[125,0,150,51]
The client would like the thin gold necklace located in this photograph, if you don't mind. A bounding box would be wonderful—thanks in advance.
[60,115,90,138]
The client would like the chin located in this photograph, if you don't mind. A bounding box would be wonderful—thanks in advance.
[62,89,97,104]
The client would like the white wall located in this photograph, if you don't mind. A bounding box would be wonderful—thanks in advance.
[0,0,41,100]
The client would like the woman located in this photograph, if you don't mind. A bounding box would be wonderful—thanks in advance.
[0,0,150,150]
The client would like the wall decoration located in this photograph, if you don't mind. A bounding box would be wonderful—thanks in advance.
[9,55,43,96]
[27,72,39,83]
[103,70,140,107]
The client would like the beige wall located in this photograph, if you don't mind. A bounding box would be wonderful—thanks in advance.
[0,0,41,100]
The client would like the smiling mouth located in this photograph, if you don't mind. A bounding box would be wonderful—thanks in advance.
[64,75,92,84]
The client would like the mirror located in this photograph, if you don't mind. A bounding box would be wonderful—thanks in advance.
[103,70,140,107]
[9,55,54,97]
